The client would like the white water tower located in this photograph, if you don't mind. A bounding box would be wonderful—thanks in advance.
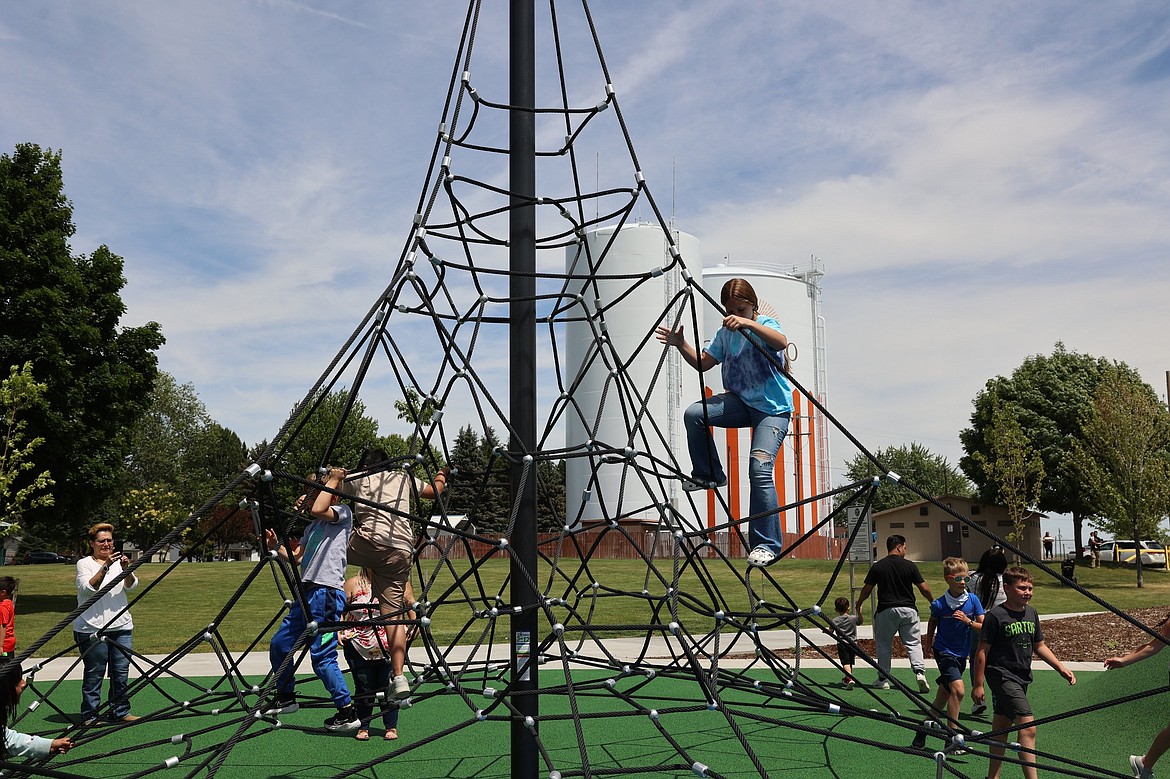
[564,223,701,527]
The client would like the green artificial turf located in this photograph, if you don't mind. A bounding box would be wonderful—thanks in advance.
[11,659,1164,779]
[7,557,1168,777]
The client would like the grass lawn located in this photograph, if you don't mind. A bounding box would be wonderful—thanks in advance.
[7,556,1166,659]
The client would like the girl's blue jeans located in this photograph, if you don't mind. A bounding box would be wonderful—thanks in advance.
[683,392,790,554]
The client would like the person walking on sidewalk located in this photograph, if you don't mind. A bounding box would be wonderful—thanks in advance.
[856,534,933,692]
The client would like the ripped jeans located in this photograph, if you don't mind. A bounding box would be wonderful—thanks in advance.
[683,392,790,554]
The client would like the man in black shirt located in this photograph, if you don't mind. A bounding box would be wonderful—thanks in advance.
[856,534,933,691]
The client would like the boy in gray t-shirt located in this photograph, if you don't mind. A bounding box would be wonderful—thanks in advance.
[264,468,359,732]
[829,596,862,689]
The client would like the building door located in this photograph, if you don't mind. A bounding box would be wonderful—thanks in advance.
[939,521,963,559]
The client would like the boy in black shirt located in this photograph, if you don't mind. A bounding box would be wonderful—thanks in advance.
[972,566,1076,779]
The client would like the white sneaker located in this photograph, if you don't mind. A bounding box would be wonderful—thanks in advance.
[392,675,411,699]
[871,678,890,690]
[971,702,987,716]
[1130,755,1154,779]
[746,547,778,567]
[915,671,930,693]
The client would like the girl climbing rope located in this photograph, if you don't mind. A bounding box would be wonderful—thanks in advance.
[655,277,792,567]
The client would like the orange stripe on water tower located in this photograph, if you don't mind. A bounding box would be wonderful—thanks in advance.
[793,392,807,535]
[806,399,820,529]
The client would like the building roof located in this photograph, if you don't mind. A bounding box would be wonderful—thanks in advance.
[871,494,1046,519]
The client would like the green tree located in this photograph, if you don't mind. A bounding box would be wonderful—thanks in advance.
[445,425,487,525]
[479,427,512,533]
[119,484,187,560]
[123,372,247,558]
[125,372,210,504]
[536,459,567,532]
[270,389,381,507]
[393,388,439,457]
[959,343,1147,557]
[839,442,974,514]
[972,396,1046,554]
[182,422,248,506]
[442,425,517,533]
[0,363,55,533]
[388,386,445,486]
[1068,369,1170,588]
[0,143,164,538]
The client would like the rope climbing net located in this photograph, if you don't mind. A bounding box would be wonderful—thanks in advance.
[8,3,1162,778]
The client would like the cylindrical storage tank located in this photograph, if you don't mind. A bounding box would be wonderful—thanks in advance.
[699,264,830,545]
[564,223,702,528]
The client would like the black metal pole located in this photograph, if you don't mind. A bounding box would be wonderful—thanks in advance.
[509,1,539,778]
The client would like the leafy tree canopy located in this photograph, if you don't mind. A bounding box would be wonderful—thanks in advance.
[119,484,187,559]
[124,370,249,544]
[1068,368,1170,586]
[971,395,1046,550]
[959,342,1149,552]
[839,442,973,514]
[0,362,55,533]
[264,389,382,509]
[0,143,164,539]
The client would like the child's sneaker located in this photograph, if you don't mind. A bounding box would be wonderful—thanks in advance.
[842,676,854,690]
[746,547,778,567]
[262,695,298,715]
[911,719,935,750]
[324,705,360,732]
[871,678,890,690]
[915,671,930,693]
[682,476,727,492]
[1130,755,1154,779]
[392,675,411,699]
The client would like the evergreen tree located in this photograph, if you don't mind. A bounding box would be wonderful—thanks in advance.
[479,427,512,533]
[444,425,487,525]
[0,144,164,538]
[269,389,380,507]
[537,459,567,532]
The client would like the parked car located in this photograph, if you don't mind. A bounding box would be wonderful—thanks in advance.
[22,551,74,565]
[1096,539,1168,567]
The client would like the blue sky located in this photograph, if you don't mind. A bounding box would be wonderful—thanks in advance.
[4,1,1169,544]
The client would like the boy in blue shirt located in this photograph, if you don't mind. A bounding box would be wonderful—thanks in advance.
[913,556,984,749]
[264,467,359,731]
